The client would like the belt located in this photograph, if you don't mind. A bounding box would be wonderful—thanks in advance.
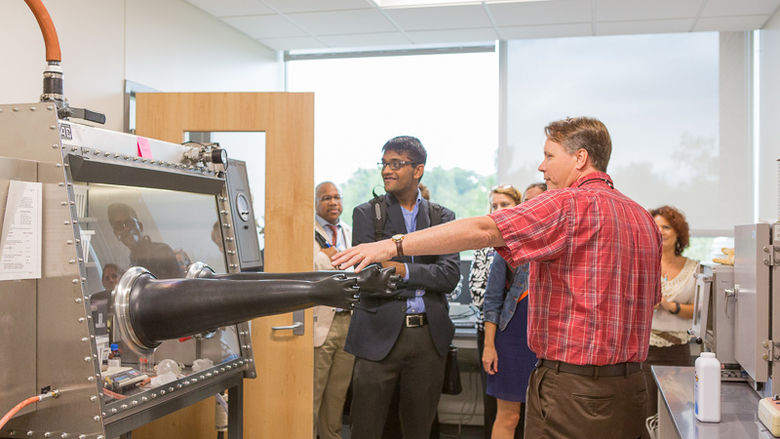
[334,309,351,315]
[404,313,428,328]
[536,359,641,378]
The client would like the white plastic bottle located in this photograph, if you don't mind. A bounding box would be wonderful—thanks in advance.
[694,351,721,422]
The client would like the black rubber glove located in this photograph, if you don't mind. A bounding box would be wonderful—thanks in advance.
[353,264,401,298]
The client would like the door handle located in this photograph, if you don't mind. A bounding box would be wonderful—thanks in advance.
[271,322,303,331]
[725,284,739,299]
[270,309,305,335]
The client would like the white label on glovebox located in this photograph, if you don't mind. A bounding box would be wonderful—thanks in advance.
[0,180,42,280]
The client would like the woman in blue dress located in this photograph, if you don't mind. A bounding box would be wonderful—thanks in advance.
[469,184,524,438]
[482,182,546,439]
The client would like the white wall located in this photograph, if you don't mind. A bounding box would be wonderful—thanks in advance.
[759,11,780,222]
[125,0,282,93]
[0,0,281,132]
[0,1,125,130]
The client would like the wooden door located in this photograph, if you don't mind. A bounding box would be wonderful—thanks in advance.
[134,92,314,439]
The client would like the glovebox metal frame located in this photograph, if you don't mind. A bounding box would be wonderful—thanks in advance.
[0,102,256,439]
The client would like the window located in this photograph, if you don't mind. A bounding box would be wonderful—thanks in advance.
[287,49,499,226]
[501,33,750,262]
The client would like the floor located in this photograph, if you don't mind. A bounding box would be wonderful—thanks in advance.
[438,424,485,439]
[339,423,485,439]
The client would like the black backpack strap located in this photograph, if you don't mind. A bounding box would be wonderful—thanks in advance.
[428,202,443,227]
[371,195,440,241]
[369,195,387,241]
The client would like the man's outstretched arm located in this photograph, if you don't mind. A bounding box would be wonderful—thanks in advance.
[332,216,504,272]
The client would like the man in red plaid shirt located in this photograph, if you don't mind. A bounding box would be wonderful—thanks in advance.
[334,117,662,438]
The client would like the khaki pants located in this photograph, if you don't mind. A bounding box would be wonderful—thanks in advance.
[525,364,648,439]
[313,313,355,439]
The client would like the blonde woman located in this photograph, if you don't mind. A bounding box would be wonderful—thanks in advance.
[469,184,524,438]
[482,183,545,439]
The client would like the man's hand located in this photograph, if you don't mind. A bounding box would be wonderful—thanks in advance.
[381,261,406,278]
[332,240,396,272]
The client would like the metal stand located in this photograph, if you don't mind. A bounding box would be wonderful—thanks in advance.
[228,381,243,439]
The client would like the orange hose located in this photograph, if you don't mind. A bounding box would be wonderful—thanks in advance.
[0,396,40,430]
[23,0,61,62]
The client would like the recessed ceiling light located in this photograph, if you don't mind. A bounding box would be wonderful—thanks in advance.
[372,0,550,9]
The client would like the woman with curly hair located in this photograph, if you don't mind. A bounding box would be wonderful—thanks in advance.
[643,205,700,423]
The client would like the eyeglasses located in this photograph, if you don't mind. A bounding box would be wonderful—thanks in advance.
[318,195,342,202]
[377,160,418,171]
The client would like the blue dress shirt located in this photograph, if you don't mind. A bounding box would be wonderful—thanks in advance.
[400,189,425,314]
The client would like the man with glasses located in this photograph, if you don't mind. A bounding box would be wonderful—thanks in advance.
[312,181,354,439]
[107,202,182,279]
[346,136,460,439]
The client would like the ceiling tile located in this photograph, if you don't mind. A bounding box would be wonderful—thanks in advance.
[262,0,374,13]
[185,0,273,17]
[694,15,770,31]
[406,28,498,44]
[222,15,308,39]
[317,32,411,48]
[487,1,592,27]
[385,5,492,31]
[596,0,703,22]
[497,22,593,40]
[700,0,780,17]
[188,0,780,51]
[597,18,695,35]
[258,36,326,51]
[288,9,397,35]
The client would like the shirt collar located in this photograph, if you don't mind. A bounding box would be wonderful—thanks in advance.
[571,171,613,189]
[315,214,340,229]
[385,188,423,206]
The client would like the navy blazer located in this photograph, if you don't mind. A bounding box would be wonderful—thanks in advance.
[345,193,460,361]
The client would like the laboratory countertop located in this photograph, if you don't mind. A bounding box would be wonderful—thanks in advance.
[653,365,775,439]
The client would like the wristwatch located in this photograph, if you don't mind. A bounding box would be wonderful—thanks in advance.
[670,302,681,315]
[391,234,405,257]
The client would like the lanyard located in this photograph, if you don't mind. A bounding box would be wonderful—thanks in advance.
[576,177,614,189]
[516,290,529,303]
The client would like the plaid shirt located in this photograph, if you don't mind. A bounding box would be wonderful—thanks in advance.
[488,172,661,366]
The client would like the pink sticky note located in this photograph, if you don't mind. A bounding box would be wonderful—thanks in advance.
[137,137,152,158]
